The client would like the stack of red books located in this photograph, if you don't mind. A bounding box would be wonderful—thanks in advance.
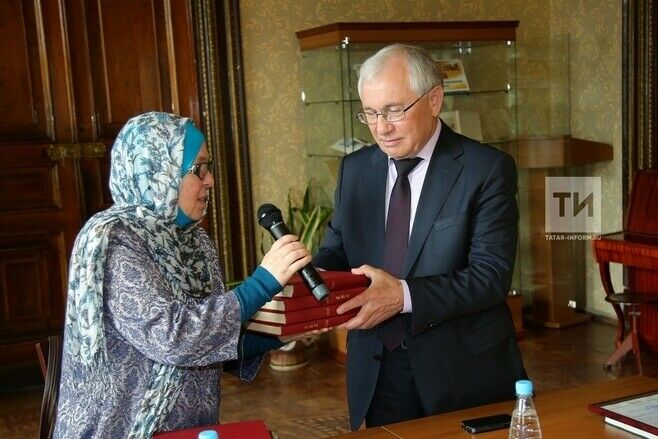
[245,271,370,335]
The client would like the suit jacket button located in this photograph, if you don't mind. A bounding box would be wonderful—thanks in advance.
[373,354,382,361]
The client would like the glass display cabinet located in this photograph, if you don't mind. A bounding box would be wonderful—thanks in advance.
[515,35,613,328]
[296,21,520,208]
[295,22,523,324]
[295,22,613,337]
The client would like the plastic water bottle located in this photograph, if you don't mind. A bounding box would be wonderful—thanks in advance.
[508,380,542,439]
[198,430,219,439]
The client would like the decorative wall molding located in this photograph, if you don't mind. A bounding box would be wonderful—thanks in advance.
[623,0,657,206]
[192,0,255,282]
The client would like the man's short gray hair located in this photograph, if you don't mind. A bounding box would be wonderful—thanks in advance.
[357,44,444,98]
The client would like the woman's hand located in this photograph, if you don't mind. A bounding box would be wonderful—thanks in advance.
[260,234,312,286]
[278,328,329,344]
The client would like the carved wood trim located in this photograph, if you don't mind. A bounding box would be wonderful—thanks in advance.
[221,0,257,277]
[192,0,255,282]
[47,142,106,160]
[623,0,657,208]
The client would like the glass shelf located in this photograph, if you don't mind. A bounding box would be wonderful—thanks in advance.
[301,35,516,104]
[446,88,512,96]
[303,99,361,105]
[302,88,513,106]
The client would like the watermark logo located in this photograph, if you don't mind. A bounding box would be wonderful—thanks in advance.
[545,177,601,240]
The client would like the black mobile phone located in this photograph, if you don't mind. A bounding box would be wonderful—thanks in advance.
[461,413,512,434]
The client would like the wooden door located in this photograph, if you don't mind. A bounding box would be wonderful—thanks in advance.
[0,0,81,385]
[67,0,200,215]
[0,0,200,388]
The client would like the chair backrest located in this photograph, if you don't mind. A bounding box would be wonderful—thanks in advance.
[35,340,48,380]
[625,170,658,235]
[37,335,62,439]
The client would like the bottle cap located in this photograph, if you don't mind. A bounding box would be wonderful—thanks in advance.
[515,379,533,396]
[198,430,219,439]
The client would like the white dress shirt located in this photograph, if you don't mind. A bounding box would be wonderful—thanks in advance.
[384,120,442,313]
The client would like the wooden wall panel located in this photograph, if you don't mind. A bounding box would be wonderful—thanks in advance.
[0,0,50,140]
[0,165,60,212]
[170,0,200,122]
[0,1,80,388]
[0,233,66,344]
[70,0,190,216]
[85,0,171,138]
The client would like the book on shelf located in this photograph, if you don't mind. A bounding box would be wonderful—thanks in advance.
[245,312,357,336]
[440,110,483,141]
[435,59,470,93]
[262,286,365,312]
[588,391,658,438]
[330,137,369,154]
[276,271,370,298]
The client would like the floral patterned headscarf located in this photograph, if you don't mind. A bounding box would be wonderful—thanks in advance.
[63,111,212,438]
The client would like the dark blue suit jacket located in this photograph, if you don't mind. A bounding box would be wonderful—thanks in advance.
[313,123,527,430]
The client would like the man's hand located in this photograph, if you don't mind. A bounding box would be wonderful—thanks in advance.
[336,264,404,329]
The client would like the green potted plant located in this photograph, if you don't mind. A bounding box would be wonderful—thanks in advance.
[264,183,333,371]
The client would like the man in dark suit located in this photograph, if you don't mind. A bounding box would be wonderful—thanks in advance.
[313,44,527,430]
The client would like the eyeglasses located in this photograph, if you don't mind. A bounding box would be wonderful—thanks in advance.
[186,161,213,180]
[356,91,428,125]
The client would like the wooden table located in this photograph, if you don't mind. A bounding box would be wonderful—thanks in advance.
[331,375,658,438]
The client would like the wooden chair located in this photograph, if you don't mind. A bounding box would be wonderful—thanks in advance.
[593,170,658,375]
[603,292,658,375]
[35,335,63,439]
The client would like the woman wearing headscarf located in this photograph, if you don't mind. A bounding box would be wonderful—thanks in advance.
[53,112,312,438]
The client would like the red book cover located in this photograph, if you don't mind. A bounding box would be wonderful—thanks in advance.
[275,271,369,298]
[588,391,658,435]
[261,286,365,312]
[153,420,270,438]
[252,303,344,325]
[245,312,357,335]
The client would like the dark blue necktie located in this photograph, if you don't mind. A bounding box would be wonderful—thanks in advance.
[378,157,422,351]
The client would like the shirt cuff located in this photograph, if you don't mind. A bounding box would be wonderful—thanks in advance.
[401,279,412,313]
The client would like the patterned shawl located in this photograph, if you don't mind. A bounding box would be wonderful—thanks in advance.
[64,111,213,438]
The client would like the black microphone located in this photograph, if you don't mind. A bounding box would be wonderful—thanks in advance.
[257,203,329,301]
